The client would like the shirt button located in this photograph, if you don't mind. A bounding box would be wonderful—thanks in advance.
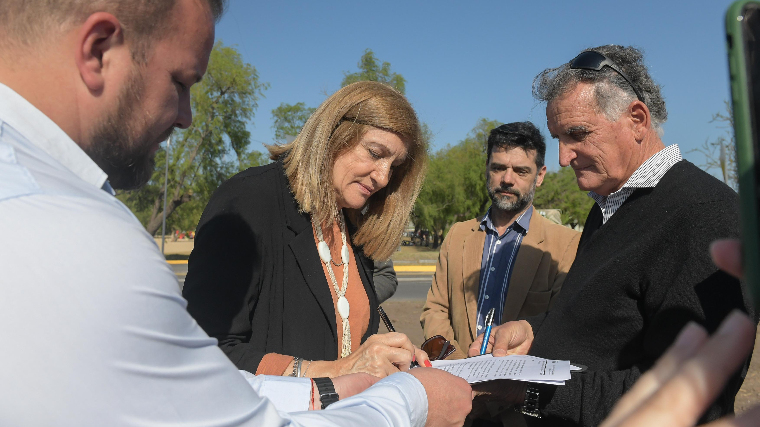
[484,295,490,300]
[477,325,483,330]
[496,240,501,245]
[490,267,495,272]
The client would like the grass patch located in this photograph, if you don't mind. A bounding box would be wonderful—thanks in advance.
[391,245,440,263]
[160,242,440,264]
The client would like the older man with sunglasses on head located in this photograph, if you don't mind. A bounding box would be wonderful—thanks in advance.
[468,45,755,427]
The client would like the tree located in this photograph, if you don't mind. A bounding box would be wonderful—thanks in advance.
[117,41,269,235]
[688,101,738,190]
[271,102,316,143]
[533,167,594,228]
[415,118,595,238]
[341,49,406,94]
[271,50,406,144]
[413,119,502,248]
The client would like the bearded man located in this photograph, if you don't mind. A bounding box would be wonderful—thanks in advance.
[0,0,474,425]
[421,121,580,362]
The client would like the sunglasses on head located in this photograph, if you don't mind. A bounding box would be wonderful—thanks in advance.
[569,50,645,103]
[421,335,456,361]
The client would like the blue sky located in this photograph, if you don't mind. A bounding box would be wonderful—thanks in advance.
[215,0,737,173]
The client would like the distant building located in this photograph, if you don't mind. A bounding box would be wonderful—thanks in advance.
[537,208,584,231]
[538,209,562,225]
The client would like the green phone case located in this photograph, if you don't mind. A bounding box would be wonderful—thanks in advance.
[727,0,760,308]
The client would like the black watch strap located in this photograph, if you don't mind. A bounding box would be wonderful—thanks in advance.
[519,386,541,418]
[313,377,340,409]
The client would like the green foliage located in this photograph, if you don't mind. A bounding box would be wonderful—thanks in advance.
[271,102,316,143]
[687,101,738,190]
[413,119,502,246]
[420,122,434,155]
[533,167,594,228]
[413,118,595,240]
[117,41,269,235]
[341,49,406,94]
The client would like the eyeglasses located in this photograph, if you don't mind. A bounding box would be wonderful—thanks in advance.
[377,306,456,363]
[420,335,456,361]
[569,50,645,103]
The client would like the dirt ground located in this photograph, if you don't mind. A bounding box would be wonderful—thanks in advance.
[381,300,760,414]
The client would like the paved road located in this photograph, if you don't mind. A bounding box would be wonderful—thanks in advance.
[171,263,188,289]
[171,263,432,299]
[389,274,433,301]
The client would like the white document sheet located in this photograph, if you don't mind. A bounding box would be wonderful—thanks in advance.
[431,354,572,385]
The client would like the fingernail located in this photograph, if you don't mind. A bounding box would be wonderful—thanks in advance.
[672,321,706,353]
[424,360,432,367]
[717,310,751,336]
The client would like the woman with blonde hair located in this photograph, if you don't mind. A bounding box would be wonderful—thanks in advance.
[183,81,429,381]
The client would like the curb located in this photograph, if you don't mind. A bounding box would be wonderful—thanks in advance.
[166,259,435,272]
[394,266,436,273]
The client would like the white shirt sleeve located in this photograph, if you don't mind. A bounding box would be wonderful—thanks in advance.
[0,193,428,427]
[238,371,311,413]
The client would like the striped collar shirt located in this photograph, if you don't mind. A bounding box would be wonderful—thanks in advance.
[476,206,533,334]
[590,144,682,224]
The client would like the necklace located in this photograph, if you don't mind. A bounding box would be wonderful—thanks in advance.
[314,212,352,358]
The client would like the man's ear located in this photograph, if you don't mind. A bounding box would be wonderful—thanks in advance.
[74,12,124,94]
[628,100,651,142]
[535,165,547,187]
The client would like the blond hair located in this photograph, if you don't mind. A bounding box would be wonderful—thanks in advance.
[0,0,226,62]
[269,81,426,261]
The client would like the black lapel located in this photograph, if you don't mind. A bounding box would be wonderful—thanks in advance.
[355,248,379,339]
[278,164,339,341]
[345,220,380,339]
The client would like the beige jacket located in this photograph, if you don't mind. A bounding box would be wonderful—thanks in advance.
[421,211,580,359]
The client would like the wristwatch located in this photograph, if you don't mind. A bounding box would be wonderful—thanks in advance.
[519,386,541,418]
[313,377,340,409]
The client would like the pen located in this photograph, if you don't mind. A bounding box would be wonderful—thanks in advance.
[479,308,495,355]
[377,306,395,332]
[377,306,421,368]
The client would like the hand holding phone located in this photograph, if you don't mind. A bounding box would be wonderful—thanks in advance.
[726,0,760,308]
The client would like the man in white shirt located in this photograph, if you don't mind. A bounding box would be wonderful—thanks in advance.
[0,0,472,425]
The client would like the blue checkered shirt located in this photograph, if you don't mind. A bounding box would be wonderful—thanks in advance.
[476,206,533,334]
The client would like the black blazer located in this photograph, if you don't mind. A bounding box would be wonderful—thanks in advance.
[183,162,380,373]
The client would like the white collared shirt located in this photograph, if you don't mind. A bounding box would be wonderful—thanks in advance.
[589,144,682,224]
[0,82,427,427]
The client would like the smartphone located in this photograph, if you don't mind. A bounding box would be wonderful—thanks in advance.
[727,0,760,308]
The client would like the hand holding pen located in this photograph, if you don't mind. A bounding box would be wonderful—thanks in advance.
[467,317,534,357]
[377,306,429,368]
